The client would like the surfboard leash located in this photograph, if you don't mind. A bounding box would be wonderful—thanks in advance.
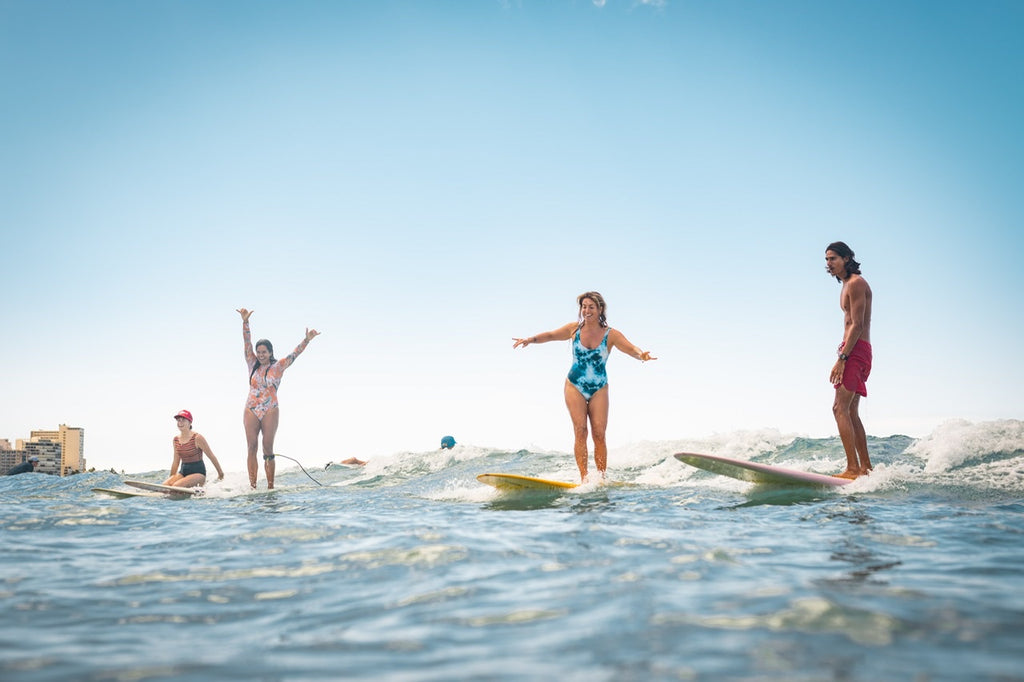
[272,454,325,486]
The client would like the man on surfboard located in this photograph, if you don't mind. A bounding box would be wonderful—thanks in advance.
[825,242,873,479]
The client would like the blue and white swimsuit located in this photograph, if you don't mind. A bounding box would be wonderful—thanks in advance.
[568,328,610,401]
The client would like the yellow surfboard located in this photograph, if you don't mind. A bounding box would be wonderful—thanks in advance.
[477,473,578,491]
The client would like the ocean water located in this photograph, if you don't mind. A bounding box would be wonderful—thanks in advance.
[2,419,1023,682]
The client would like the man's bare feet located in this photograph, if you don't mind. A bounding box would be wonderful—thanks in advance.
[836,468,871,480]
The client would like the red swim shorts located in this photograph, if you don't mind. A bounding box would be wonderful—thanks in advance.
[834,340,872,397]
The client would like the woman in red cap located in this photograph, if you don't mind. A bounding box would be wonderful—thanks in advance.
[163,410,224,488]
[237,308,320,489]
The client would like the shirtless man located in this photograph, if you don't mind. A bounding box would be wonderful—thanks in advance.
[825,242,873,479]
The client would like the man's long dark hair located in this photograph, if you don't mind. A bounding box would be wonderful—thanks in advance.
[827,241,862,282]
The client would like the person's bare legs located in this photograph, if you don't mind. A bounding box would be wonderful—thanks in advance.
[261,408,280,489]
[849,393,872,473]
[170,473,206,488]
[833,387,871,478]
[244,409,262,488]
[588,387,609,479]
[565,380,591,481]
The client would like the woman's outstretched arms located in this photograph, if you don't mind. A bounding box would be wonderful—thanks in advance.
[513,322,577,349]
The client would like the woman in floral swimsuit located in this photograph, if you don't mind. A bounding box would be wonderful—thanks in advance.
[238,308,320,489]
[513,292,656,483]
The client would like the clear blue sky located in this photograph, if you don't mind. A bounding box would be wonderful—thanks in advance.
[3,0,1022,474]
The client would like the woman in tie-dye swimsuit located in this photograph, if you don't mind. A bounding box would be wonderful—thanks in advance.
[238,308,320,490]
[513,292,656,482]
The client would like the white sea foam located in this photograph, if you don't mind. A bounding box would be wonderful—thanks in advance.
[260,420,1024,495]
[906,418,1024,473]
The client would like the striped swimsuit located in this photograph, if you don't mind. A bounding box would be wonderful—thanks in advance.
[175,433,206,476]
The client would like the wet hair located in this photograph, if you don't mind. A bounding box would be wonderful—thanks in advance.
[250,339,276,382]
[826,241,862,281]
[576,291,608,329]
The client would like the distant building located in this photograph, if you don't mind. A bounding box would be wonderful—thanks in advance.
[2,440,60,475]
[0,440,20,474]
[30,425,86,476]
[18,441,62,475]
[0,425,86,476]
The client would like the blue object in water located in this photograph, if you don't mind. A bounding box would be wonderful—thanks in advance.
[440,435,456,449]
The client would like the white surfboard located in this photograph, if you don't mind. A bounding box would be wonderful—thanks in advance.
[92,487,161,499]
[673,452,852,487]
[477,473,578,491]
[124,480,201,495]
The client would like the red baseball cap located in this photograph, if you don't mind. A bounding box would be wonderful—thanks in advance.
[174,410,193,423]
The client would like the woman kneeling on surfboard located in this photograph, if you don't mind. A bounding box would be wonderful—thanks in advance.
[513,291,656,482]
[163,410,224,488]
